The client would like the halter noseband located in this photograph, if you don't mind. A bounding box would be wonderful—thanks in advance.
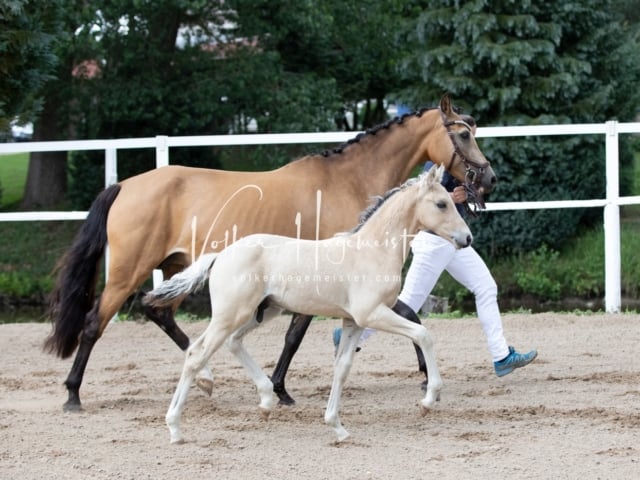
[440,112,490,215]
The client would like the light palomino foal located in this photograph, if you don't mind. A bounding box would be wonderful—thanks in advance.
[144,165,472,444]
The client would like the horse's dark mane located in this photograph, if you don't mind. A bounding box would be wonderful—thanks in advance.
[320,107,436,158]
[350,176,419,233]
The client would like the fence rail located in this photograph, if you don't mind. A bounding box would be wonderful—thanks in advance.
[2,121,640,313]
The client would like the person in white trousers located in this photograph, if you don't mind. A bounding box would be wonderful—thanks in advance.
[333,161,537,383]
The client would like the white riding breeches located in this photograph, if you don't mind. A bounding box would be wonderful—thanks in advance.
[398,231,510,362]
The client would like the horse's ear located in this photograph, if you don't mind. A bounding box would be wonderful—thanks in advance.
[460,114,477,134]
[440,93,452,115]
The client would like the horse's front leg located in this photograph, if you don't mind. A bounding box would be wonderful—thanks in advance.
[324,319,363,443]
[270,313,314,405]
[144,303,214,396]
[226,318,278,418]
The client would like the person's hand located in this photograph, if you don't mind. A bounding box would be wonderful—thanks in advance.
[450,185,467,204]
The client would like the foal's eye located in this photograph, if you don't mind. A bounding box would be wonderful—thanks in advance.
[460,130,470,140]
[437,201,447,209]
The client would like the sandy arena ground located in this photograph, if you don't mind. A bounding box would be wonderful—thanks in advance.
[0,312,638,479]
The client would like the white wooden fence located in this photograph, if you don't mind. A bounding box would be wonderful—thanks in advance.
[1,121,640,313]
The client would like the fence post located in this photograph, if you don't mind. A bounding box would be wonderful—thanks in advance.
[604,120,621,313]
[153,136,170,288]
[105,148,118,321]
[155,135,169,168]
[104,148,118,285]
[105,148,118,187]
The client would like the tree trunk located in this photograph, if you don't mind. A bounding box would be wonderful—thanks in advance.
[21,96,67,209]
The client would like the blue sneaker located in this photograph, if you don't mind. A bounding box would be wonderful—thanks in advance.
[332,327,360,355]
[494,346,537,377]
[333,327,342,354]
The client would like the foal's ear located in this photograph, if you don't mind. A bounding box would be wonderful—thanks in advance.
[439,93,453,115]
[424,164,444,188]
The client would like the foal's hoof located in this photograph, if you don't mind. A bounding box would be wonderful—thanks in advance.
[196,378,214,397]
[258,406,272,420]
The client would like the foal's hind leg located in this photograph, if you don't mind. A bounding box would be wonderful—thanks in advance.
[144,299,215,396]
[226,308,282,418]
[145,262,215,396]
[166,321,229,444]
[270,313,314,405]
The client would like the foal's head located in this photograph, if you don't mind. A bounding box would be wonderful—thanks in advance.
[416,165,473,249]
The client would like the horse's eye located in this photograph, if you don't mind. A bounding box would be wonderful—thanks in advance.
[460,130,470,140]
[437,201,447,209]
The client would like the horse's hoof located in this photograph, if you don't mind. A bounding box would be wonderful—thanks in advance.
[420,404,430,417]
[170,437,185,445]
[273,385,296,406]
[276,392,296,406]
[196,378,214,397]
[63,401,82,413]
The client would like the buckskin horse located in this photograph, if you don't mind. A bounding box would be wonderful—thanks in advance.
[45,94,495,411]
[143,166,472,444]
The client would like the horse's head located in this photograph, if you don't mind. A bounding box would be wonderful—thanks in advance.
[428,93,496,211]
[417,165,473,249]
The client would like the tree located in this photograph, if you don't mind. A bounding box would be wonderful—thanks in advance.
[0,0,67,208]
[396,0,640,256]
[229,0,409,130]
[0,0,61,130]
[12,0,96,209]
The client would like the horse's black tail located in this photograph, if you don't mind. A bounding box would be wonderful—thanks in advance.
[44,184,121,358]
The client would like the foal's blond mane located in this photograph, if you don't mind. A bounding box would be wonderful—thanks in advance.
[350,176,420,233]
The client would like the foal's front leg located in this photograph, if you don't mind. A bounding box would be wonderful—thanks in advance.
[324,318,364,442]
[365,305,443,413]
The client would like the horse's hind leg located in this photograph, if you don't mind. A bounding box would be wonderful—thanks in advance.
[144,303,190,350]
[270,313,314,405]
[144,300,215,396]
[62,304,103,411]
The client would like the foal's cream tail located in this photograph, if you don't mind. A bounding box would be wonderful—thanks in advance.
[142,253,218,308]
